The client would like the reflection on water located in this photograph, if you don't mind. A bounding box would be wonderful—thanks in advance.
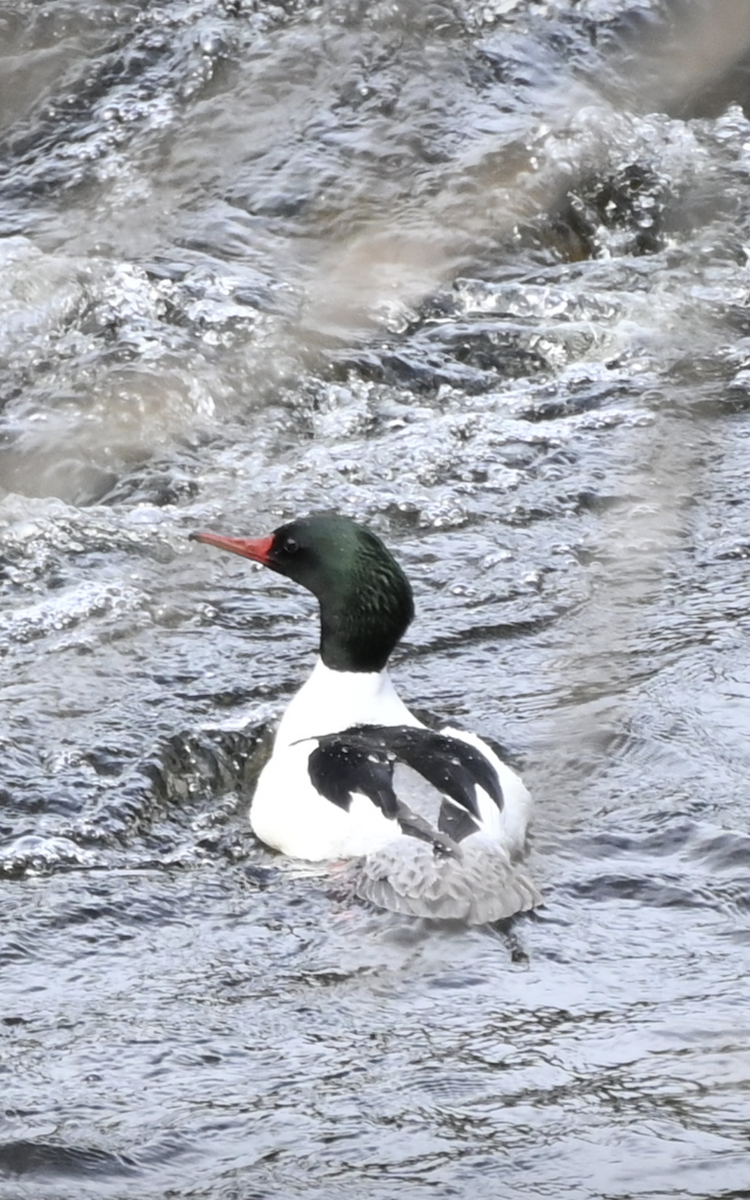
[2,1,750,1197]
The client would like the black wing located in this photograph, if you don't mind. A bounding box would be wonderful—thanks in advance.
[306,735,457,856]
[357,725,503,814]
[305,724,503,854]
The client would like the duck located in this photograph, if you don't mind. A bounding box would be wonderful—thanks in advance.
[191,513,539,924]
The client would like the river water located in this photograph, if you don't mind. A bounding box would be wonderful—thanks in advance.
[2,1,750,1196]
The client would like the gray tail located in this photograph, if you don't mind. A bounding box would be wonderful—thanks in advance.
[354,839,540,925]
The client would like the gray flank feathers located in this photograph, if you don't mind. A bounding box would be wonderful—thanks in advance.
[355,837,541,925]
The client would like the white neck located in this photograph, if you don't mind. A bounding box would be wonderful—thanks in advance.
[274,658,421,749]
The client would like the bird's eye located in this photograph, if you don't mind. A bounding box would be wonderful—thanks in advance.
[283,536,299,555]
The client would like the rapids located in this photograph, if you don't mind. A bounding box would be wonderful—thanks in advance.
[2,2,750,1196]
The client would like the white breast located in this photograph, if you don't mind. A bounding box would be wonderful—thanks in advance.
[273,659,421,748]
[249,658,532,863]
[251,660,420,859]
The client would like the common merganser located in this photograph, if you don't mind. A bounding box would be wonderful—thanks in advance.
[191,514,539,923]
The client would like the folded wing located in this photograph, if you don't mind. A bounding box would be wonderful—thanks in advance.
[305,723,504,855]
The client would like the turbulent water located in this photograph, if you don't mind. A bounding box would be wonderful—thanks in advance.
[2,0,750,1196]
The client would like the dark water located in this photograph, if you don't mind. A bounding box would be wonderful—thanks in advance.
[2,1,750,1196]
